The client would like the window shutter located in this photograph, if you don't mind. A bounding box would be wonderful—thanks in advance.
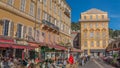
[10,22,14,37]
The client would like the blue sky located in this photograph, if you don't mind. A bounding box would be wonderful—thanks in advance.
[66,0,120,30]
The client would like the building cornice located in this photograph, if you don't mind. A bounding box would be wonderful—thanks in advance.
[80,19,110,22]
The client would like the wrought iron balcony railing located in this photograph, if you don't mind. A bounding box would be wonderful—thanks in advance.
[42,20,59,31]
[64,8,71,18]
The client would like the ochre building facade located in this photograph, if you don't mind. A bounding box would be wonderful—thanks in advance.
[0,0,71,46]
[80,8,109,56]
[0,0,71,59]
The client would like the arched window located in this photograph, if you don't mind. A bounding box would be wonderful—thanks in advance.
[90,32,94,38]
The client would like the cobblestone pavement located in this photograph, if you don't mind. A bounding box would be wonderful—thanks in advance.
[79,58,115,68]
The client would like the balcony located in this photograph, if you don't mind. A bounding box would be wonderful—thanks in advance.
[64,8,71,18]
[42,20,59,32]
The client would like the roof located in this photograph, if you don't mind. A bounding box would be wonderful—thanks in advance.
[81,8,107,14]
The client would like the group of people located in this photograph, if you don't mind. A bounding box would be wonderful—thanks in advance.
[0,54,91,68]
[0,56,38,68]
[40,54,79,68]
[80,55,90,66]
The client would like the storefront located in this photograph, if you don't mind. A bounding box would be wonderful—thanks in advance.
[0,36,14,57]
[90,49,105,57]
[40,44,67,61]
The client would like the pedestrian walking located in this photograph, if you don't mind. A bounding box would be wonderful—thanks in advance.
[81,57,85,66]
[68,54,74,65]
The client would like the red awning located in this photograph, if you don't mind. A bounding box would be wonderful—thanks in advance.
[12,44,37,49]
[0,38,14,43]
[71,48,82,52]
[0,43,12,48]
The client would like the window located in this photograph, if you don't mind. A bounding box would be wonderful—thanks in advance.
[90,15,92,19]
[36,30,40,41]
[47,15,50,22]
[84,41,87,47]
[69,29,71,34]
[102,32,106,38]
[43,0,47,6]
[37,8,40,19]
[63,24,65,31]
[20,0,26,11]
[8,0,14,5]
[102,41,106,47]
[17,24,22,38]
[61,23,63,30]
[91,41,94,47]
[90,32,94,38]
[96,41,100,47]
[58,0,61,4]
[84,24,87,28]
[96,23,98,28]
[43,12,47,20]
[96,32,100,38]
[84,33,87,38]
[84,16,86,20]
[96,15,98,20]
[3,20,10,36]
[23,26,27,38]
[90,24,92,28]
[102,23,105,28]
[30,2,35,16]
[28,27,32,36]
[50,0,52,9]
[55,19,57,25]
[54,4,56,13]
[9,22,14,37]
[102,15,104,19]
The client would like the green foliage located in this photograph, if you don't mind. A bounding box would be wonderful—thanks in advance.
[71,22,80,31]
[113,54,118,59]
[109,28,120,38]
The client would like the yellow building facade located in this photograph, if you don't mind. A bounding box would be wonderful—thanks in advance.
[0,0,71,47]
[80,8,109,56]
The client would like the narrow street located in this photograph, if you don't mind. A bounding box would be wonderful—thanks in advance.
[79,58,115,68]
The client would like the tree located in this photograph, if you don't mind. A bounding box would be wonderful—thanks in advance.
[109,28,120,38]
[71,22,80,31]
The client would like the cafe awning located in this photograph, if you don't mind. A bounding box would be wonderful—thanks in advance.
[12,44,37,49]
[0,43,12,48]
[0,36,14,43]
